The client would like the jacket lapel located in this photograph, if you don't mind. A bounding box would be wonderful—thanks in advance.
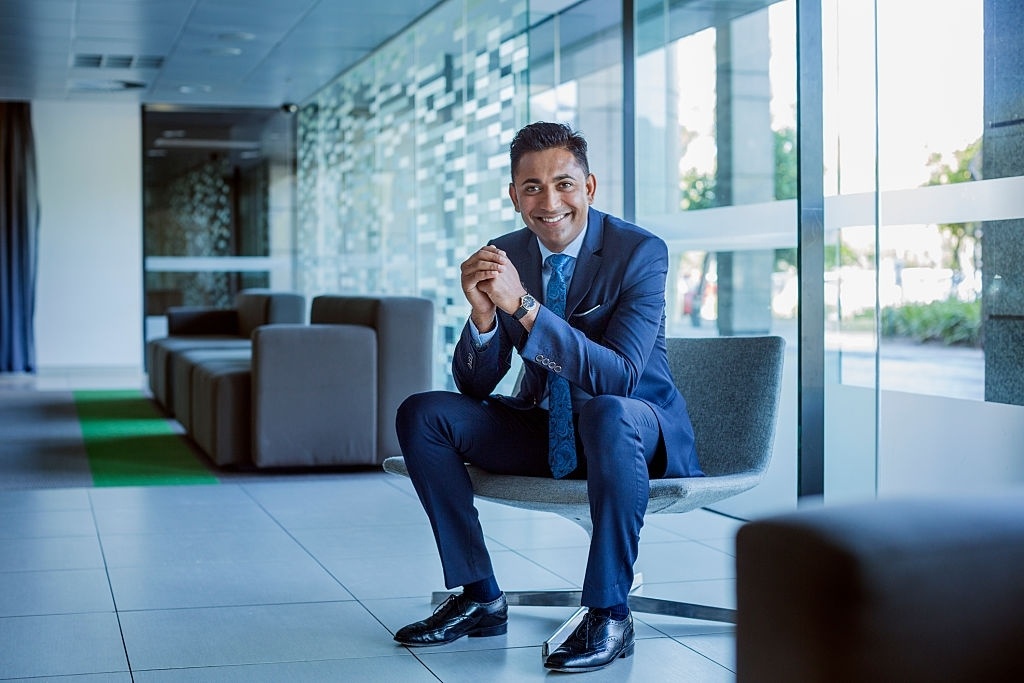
[565,207,604,315]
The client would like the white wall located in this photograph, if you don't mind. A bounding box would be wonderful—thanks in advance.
[31,101,143,370]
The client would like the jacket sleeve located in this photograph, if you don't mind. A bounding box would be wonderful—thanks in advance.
[452,318,516,399]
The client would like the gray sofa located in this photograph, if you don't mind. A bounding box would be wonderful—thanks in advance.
[735,492,1024,682]
[146,289,306,417]
[162,294,434,469]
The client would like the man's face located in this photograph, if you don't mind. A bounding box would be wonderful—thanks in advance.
[508,147,596,253]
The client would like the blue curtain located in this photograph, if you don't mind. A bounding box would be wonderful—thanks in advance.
[0,102,40,373]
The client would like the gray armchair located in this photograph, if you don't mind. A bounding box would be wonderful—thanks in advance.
[384,335,785,635]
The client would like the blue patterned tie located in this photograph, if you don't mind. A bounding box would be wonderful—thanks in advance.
[545,254,576,479]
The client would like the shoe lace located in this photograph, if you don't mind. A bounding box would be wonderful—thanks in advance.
[570,610,606,646]
[432,593,464,618]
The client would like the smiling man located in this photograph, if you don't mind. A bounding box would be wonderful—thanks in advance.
[393,121,704,673]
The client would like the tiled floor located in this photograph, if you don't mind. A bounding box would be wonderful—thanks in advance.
[0,371,739,682]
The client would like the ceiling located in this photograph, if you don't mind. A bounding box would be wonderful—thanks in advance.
[0,0,451,107]
[0,1,768,109]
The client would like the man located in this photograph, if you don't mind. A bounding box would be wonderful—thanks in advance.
[394,121,703,673]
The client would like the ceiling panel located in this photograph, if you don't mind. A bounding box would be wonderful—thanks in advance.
[0,0,444,107]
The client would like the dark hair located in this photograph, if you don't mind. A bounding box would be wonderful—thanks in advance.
[509,121,590,180]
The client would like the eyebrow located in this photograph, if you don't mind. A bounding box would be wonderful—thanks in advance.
[518,173,577,185]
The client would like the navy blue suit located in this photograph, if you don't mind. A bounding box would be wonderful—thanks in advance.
[397,207,703,608]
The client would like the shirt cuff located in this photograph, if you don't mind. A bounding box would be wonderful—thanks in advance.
[469,319,497,350]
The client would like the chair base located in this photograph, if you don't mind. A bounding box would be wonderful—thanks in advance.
[430,587,735,623]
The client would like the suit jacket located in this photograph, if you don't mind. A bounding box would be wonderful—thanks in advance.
[453,207,702,478]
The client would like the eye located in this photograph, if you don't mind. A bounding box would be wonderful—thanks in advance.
[524,185,541,194]
[558,181,574,190]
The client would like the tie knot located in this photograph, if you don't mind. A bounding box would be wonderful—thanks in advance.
[546,253,573,277]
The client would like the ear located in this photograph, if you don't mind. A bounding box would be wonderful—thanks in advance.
[508,182,521,212]
[585,173,597,204]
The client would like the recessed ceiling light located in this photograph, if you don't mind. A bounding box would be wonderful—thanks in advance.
[178,85,213,94]
[68,79,146,92]
[219,31,256,42]
[205,46,243,57]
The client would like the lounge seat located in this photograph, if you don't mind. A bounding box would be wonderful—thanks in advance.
[146,289,305,415]
[176,294,434,468]
[735,492,1024,682]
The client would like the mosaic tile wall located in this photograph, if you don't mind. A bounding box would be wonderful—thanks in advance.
[297,0,530,389]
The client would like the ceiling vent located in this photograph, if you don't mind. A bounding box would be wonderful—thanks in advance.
[72,54,165,69]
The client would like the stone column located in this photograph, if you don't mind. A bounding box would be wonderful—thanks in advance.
[982,0,1024,405]
[714,10,775,336]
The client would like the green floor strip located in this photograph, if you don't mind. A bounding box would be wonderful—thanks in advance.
[73,389,219,487]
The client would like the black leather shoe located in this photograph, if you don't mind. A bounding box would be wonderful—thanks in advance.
[394,593,508,646]
[544,610,635,673]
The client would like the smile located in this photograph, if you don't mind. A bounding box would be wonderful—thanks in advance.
[539,213,570,224]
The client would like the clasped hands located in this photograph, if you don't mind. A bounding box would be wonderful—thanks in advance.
[461,245,528,333]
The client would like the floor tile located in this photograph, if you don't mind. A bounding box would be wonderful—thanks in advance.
[645,509,745,542]
[0,612,128,679]
[119,602,397,670]
[244,478,428,529]
[1,673,132,682]
[0,508,100,539]
[288,521,440,560]
[631,540,736,584]
[676,631,737,674]
[108,558,354,611]
[0,568,115,617]
[0,443,95,490]
[100,529,314,568]
[0,536,105,572]
[481,515,591,551]
[131,655,438,682]
[0,487,91,513]
[90,495,278,535]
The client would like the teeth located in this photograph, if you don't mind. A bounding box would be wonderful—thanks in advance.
[541,214,567,223]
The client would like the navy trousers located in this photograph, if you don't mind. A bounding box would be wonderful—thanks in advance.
[395,390,663,608]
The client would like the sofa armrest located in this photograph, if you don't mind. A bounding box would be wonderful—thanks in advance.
[166,307,240,336]
[307,295,435,460]
[250,323,378,468]
[235,290,306,337]
[372,297,434,458]
[735,493,1024,682]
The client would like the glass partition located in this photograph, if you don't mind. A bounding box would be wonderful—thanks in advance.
[823,0,1024,501]
[142,106,297,343]
[629,0,799,516]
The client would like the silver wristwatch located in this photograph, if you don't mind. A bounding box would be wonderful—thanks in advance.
[513,293,537,320]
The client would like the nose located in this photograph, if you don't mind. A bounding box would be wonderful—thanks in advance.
[537,188,561,211]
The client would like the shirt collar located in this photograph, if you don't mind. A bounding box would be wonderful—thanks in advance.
[537,223,587,265]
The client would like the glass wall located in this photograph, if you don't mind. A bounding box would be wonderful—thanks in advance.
[628,0,798,516]
[297,0,531,390]
[293,0,1024,513]
[823,0,1024,501]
